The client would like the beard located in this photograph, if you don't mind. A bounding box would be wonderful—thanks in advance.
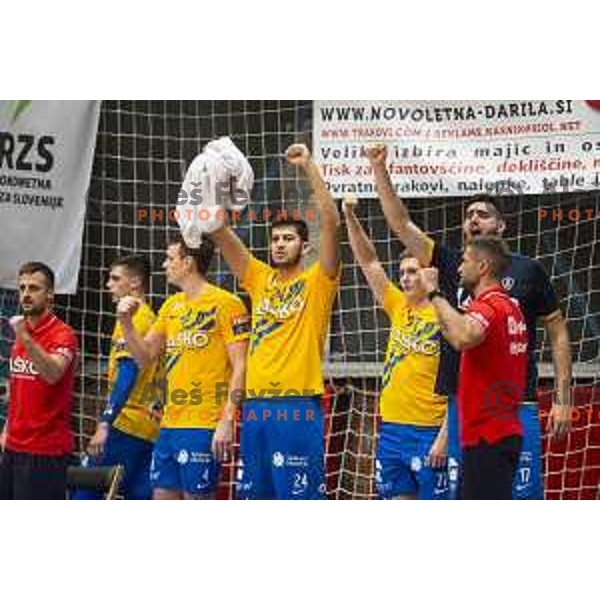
[272,251,302,269]
[465,225,501,241]
[459,275,476,294]
[21,304,45,317]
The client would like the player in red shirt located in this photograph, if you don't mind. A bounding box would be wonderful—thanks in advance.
[0,262,78,500]
[420,237,528,499]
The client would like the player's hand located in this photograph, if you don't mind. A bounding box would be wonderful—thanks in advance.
[428,428,448,469]
[9,315,26,338]
[212,419,233,463]
[547,401,571,441]
[0,428,7,452]
[117,296,141,325]
[285,143,311,168]
[365,144,387,167]
[342,194,358,215]
[87,423,109,458]
[419,267,440,295]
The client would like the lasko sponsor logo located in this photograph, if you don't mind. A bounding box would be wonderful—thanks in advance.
[9,356,39,376]
[176,330,209,348]
[166,331,209,349]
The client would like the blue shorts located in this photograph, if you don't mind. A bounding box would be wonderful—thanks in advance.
[150,428,219,497]
[446,396,462,500]
[513,404,544,499]
[376,422,449,500]
[447,396,544,500]
[237,398,325,500]
[72,426,154,500]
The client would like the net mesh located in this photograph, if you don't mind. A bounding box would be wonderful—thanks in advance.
[1,100,598,499]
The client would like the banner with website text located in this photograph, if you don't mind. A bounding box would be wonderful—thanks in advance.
[0,100,101,293]
[313,100,600,198]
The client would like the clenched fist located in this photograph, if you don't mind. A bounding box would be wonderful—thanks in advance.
[285,143,311,168]
[342,194,358,215]
[365,144,387,167]
[9,315,25,337]
[117,296,141,325]
[418,267,440,295]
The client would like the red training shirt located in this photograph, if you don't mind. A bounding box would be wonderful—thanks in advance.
[458,285,528,447]
[6,312,78,456]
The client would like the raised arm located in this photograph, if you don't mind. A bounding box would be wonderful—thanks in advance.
[544,312,572,439]
[117,297,165,369]
[367,144,433,266]
[287,143,340,277]
[11,317,72,385]
[342,195,389,305]
[419,268,484,350]
[208,226,252,282]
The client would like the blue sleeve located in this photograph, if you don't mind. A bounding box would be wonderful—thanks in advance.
[101,357,139,425]
[431,242,461,308]
[533,261,560,318]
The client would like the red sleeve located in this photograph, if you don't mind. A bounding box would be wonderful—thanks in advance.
[47,327,78,368]
[466,299,497,337]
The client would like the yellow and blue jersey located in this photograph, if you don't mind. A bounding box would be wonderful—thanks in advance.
[108,301,160,442]
[379,282,446,427]
[241,256,339,398]
[148,285,250,430]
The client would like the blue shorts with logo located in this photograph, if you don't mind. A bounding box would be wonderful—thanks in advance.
[236,397,325,500]
[72,426,154,500]
[150,428,219,497]
[376,421,449,500]
[447,396,544,500]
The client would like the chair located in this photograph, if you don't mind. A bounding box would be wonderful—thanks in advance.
[66,465,124,500]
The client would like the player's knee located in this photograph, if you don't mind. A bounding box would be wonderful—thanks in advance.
[153,488,183,500]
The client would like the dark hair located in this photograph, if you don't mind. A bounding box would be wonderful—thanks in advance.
[18,262,55,290]
[270,216,309,243]
[169,232,215,276]
[466,236,510,280]
[399,248,417,262]
[110,255,151,293]
[467,194,505,220]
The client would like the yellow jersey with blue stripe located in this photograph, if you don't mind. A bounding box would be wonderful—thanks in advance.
[109,301,160,442]
[380,283,446,426]
[242,256,339,398]
[149,285,250,429]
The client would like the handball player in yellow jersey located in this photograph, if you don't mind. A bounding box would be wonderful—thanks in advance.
[209,143,340,499]
[75,255,159,500]
[344,196,448,499]
[118,236,249,500]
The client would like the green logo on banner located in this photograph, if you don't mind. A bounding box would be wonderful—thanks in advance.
[11,100,32,124]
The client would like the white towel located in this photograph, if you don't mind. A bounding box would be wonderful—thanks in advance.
[178,137,254,247]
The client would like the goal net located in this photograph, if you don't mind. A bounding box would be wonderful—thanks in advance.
[1,100,598,499]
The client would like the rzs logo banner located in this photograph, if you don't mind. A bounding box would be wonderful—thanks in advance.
[0,101,101,293]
